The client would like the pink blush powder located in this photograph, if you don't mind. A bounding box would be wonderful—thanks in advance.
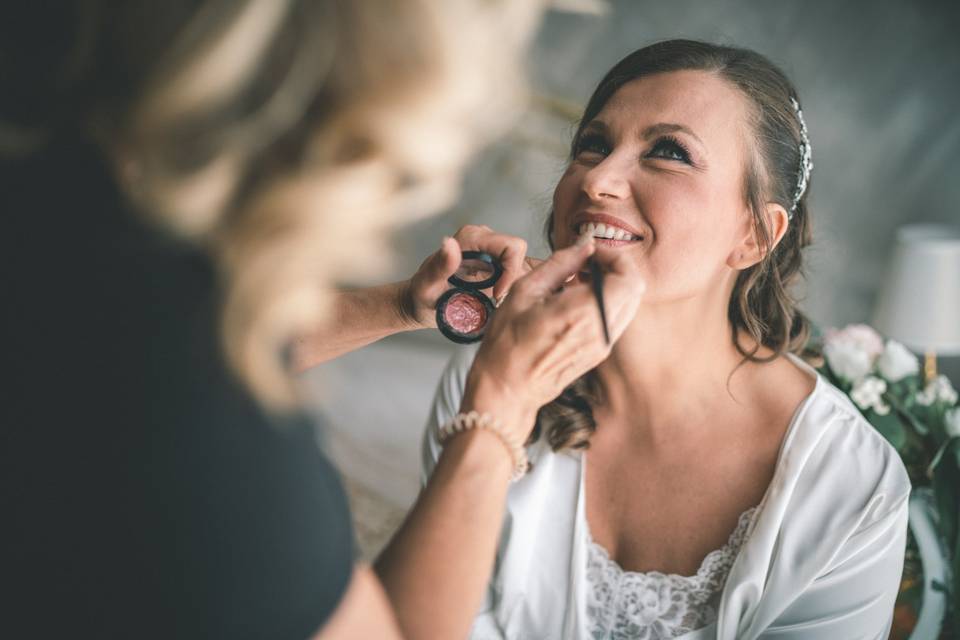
[443,292,487,334]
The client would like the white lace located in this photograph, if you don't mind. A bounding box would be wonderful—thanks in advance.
[585,506,758,640]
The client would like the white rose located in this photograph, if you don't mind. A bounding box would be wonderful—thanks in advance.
[876,341,919,382]
[946,408,960,439]
[825,324,885,359]
[824,340,874,383]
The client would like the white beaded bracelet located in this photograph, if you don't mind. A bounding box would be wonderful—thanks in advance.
[437,411,529,482]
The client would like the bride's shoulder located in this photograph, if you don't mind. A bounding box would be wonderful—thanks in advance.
[782,363,910,503]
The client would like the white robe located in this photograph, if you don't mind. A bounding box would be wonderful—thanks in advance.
[422,345,911,639]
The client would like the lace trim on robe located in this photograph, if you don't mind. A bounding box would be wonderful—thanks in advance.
[585,506,758,640]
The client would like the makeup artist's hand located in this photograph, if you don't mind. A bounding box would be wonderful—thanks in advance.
[399,225,537,328]
[461,239,645,440]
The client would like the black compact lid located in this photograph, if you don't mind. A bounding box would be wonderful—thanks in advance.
[447,251,502,290]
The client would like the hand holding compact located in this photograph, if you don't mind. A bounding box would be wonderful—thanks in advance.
[400,225,532,329]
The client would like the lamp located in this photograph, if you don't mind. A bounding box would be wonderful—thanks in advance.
[873,224,960,381]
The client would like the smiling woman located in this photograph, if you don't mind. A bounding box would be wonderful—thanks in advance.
[542,42,817,453]
[422,39,910,639]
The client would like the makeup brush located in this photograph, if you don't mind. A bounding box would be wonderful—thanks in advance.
[587,255,610,345]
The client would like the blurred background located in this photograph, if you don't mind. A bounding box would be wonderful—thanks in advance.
[300,0,960,558]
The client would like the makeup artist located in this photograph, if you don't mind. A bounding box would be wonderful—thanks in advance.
[2,1,645,639]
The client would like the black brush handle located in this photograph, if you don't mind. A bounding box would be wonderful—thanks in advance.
[588,255,610,345]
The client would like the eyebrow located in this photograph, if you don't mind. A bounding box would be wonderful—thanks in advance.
[581,120,704,148]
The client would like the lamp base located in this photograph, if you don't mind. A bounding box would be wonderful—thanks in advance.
[924,350,938,383]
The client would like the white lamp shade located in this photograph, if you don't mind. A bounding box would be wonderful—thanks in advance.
[873,224,960,356]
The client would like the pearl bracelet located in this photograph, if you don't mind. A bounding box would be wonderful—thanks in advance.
[437,411,529,482]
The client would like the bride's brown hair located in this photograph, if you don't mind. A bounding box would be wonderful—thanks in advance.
[534,39,815,451]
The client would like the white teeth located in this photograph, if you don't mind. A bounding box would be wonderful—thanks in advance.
[577,221,640,241]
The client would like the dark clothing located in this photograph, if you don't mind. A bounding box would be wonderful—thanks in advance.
[1,137,354,639]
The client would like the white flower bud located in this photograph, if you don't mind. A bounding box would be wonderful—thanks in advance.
[851,376,887,411]
[946,408,960,439]
[933,375,959,405]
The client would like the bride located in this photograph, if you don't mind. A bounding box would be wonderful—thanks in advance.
[422,39,909,639]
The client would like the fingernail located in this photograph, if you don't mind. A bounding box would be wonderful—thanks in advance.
[495,293,508,308]
[576,233,594,247]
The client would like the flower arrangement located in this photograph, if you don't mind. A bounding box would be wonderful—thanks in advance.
[816,324,960,637]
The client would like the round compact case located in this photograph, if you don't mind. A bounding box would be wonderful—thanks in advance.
[435,251,502,344]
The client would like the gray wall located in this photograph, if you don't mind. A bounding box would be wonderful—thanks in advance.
[391,0,960,379]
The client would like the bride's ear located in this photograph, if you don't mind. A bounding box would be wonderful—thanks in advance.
[728,203,790,270]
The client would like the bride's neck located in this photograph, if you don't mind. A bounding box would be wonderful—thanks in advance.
[594,301,762,443]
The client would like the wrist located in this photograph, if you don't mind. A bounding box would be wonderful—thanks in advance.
[437,427,514,484]
[394,280,429,331]
[461,375,537,443]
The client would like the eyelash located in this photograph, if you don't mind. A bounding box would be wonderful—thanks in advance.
[649,136,692,164]
[574,133,693,165]
[574,133,610,157]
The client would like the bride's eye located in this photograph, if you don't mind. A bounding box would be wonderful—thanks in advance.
[574,133,611,159]
[647,136,692,164]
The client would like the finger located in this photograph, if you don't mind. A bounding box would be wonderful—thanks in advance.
[418,236,462,299]
[451,225,531,304]
[593,246,641,279]
[598,263,646,340]
[489,237,529,302]
[524,256,545,270]
[539,296,606,357]
[511,238,595,302]
[538,332,606,389]
[494,256,543,307]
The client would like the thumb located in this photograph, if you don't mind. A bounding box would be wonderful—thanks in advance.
[414,236,461,299]
[431,236,461,281]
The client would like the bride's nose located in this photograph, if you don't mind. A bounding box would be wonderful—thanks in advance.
[581,154,631,201]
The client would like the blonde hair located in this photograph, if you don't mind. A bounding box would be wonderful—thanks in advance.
[13,0,540,407]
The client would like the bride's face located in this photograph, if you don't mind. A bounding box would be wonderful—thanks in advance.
[552,70,758,303]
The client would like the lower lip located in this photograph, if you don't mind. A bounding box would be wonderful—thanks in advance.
[592,237,641,247]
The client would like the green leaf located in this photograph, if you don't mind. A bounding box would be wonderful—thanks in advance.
[927,438,955,476]
[886,393,929,436]
[954,530,960,635]
[933,460,959,553]
[865,408,907,450]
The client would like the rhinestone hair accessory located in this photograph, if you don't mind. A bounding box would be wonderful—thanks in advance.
[790,97,813,218]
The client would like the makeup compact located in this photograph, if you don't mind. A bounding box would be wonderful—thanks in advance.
[436,251,502,344]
